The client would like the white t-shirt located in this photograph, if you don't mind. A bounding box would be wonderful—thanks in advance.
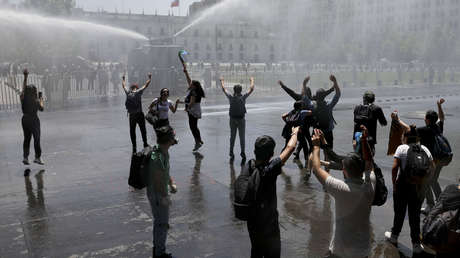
[325,170,376,258]
[152,99,174,120]
[394,144,432,180]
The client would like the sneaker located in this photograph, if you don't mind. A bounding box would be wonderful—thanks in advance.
[170,184,177,194]
[421,206,432,215]
[23,158,29,165]
[385,231,398,245]
[293,153,300,161]
[155,253,173,258]
[412,243,423,254]
[33,158,44,165]
[24,169,31,177]
[240,153,246,160]
[192,142,202,152]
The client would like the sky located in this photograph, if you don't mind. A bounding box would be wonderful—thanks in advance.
[76,0,199,16]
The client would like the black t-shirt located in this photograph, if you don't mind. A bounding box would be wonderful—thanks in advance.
[125,88,145,114]
[417,121,444,154]
[353,104,387,144]
[21,89,42,116]
[247,157,282,232]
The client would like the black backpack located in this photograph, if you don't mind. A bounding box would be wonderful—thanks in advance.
[313,101,334,130]
[233,160,260,221]
[354,104,372,128]
[432,132,453,166]
[372,163,388,206]
[128,147,153,189]
[286,110,301,126]
[422,209,460,251]
[229,95,246,118]
[125,92,139,112]
[404,144,431,183]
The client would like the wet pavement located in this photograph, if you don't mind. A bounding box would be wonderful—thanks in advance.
[1,84,460,257]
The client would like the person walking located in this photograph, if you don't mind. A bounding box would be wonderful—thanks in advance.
[180,57,205,152]
[122,73,151,153]
[220,77,255,162]
[146,126,178,258]
[20,69,45,165]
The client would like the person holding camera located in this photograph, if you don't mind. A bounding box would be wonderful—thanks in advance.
[20,69,45,165]
[122,73,151,153]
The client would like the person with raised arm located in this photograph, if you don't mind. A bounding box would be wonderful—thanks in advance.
[20,69,45,165]
[311,127,375,258]
[122,73,151,153]
[180,52,205,152]
[220,77,255,162]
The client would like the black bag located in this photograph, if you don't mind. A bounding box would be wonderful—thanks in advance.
[125,92,139,112]
[145,99,160,128]
[354,104,372,127]
[229,95,246,118]
[233,160,260,221]
[372,163,388,206]
[432,133,453,166]
[128,147,152,189]
[313,101,334,130]
[404,144,431,182]
[422,209,460,251]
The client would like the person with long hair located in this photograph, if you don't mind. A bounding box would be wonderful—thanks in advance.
[148,88,180,129]
[20,69,44,165]
[180,57,205,152]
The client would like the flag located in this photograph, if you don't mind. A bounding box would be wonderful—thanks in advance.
[171,0,179,7]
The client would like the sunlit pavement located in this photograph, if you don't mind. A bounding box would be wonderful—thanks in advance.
[1,85,459,257]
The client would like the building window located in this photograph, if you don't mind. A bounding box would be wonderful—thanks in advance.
[270,44,275,52]
[229,30,233,37]
[194,43,199,50]
[240,44,244,51]
[239,52,244,61]
[194,29,199,37]
[217,52,223,60]
[147,27,152,35]
[254,54,259,62]
[206,44,211,51]
[255,44,259,51]
[229,44,233,51]
[217,43,222,50]
[229,53,233,60]
[254,31,258,38]
[240,30,244,38]
[206,30,210,37]
[217,29,222,37]
[270,53,274,62]
[194,52,199,59]
[183,39,188,46]
[206,53,211,60]
[160,28,165,35]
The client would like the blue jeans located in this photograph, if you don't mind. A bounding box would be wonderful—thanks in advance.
[147,191,170,256]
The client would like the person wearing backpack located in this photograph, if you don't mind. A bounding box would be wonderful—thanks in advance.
[310,127,375,258]
[244,127,300,258]
[145,126,178,258]
[353,91,387,154]
[122,73,152,153]
[278,76,334,161]
[384,125,434,255]
[220,77,255,162]
[147,88,180,130]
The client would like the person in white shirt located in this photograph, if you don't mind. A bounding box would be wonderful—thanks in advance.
[311,127,376,258]
[148,88,180,129]
[385,125,434,254]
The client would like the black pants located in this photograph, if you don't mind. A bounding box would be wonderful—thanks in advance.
[22,115,41,159]
[129,112,148,151]
[247,226,281,258]
[295,129,312,160]
[391,181,423,244]
[188,114,202,144]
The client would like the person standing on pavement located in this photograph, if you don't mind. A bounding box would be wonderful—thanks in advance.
[246,127,299,258]
[148,88,180,130]
[384,125,433,255]
[180,58,205,152]
[220,77,255,162]
[310,127,375,258]
[146,126,178,258]
[122,73,151,153]
[20,69,45,165]
[352,90,387,154]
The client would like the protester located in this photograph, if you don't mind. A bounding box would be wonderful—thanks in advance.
[181,60,205,152]
[353,90,387,153]
[122,73,151,153]
[146,126,178,258]
[384,125,433,254]
[20,69,45,165]
[279,76,333,160]
[246,127,300,258]
[148,88,180,129]
[220,77,255,161]
[311,128,375,258]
